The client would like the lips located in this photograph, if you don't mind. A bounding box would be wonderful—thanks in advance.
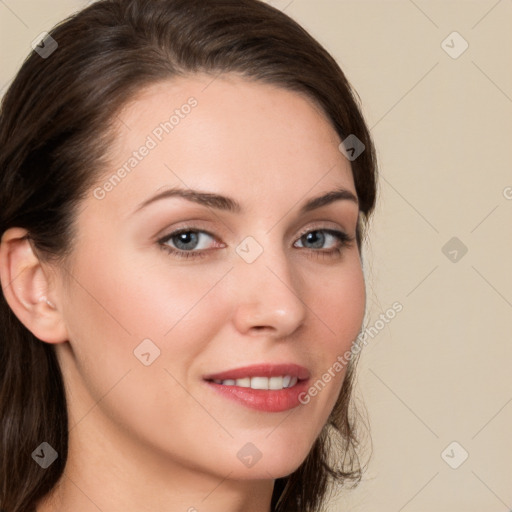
[202,363,311,412]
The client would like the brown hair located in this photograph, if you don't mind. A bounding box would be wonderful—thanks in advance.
[0,1,377,510]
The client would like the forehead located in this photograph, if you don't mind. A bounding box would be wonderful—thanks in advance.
[93,73,356,215]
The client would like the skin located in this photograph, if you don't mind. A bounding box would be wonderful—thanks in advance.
[1,73,366,511]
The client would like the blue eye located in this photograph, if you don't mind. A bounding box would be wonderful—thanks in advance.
[165,230,213,251]
[294,229,350,251]
[159,229,217,259]
[158,227,354,260]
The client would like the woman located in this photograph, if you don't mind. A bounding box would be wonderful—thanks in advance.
[0,0,378,510]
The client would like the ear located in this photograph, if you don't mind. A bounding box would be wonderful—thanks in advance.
[0,227,68,344]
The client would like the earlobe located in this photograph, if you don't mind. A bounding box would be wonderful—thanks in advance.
[0,227,68,344]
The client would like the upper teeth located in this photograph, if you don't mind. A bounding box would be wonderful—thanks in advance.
[213,375,298,390]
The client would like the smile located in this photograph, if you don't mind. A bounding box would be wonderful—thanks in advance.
[203,363,311,412]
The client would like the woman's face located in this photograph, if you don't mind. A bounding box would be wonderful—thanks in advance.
[52,73,366,483]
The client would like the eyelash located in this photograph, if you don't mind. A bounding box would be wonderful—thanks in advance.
[158,225,355,261]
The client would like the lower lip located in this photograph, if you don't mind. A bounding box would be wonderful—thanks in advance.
[204,379,310,412]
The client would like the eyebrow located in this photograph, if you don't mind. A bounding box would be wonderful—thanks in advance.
[133,185,358,215]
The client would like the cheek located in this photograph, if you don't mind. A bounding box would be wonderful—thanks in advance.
[60,249,230,450]
[310,255,366,350]
[62,248,230,385]
[301,256,366,412]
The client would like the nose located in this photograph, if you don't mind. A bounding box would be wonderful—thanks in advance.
[230,244,308,338]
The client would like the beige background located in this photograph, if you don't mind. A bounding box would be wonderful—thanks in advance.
[1,1,511,510]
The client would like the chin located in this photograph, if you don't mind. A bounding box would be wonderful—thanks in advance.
[221,436,315,480]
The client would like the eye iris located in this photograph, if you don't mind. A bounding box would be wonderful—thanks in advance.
[303,231,325,249]
[174,231,199,250]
